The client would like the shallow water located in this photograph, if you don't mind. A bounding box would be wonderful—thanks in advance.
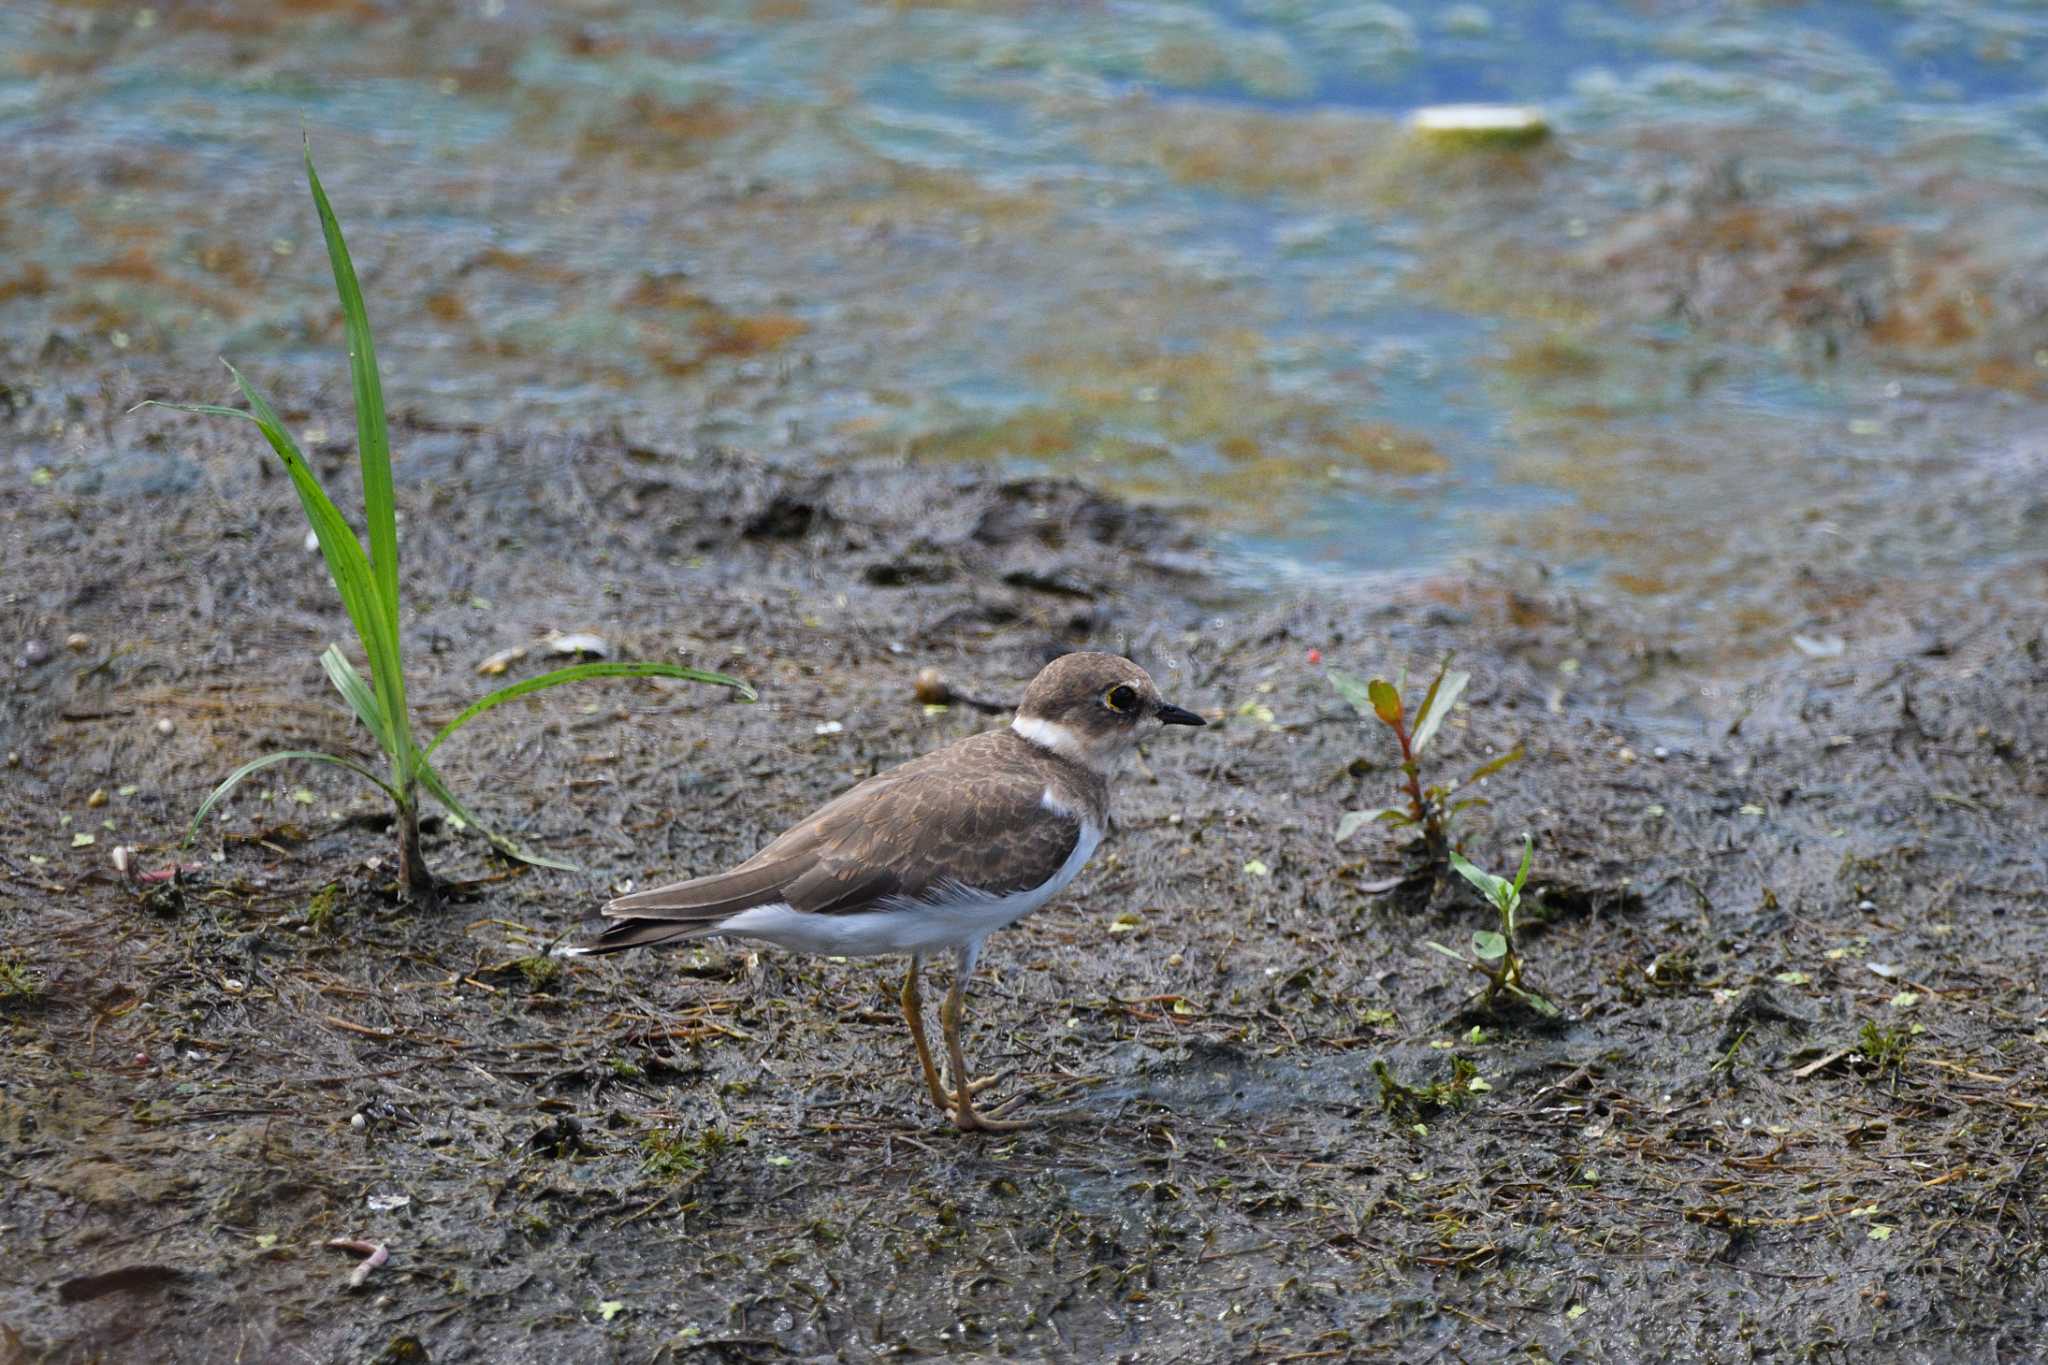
[4,0,2044,728]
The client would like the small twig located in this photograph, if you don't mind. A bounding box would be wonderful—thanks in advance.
[324,1016,398,1040]
[327,1238,389,1288]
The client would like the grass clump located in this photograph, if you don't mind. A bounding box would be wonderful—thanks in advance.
[304,882,341,934]
[641,1125,732,1182]
[1425,834,1562,1019]
[143,143,752,899]
[0,954,42,1005]
[1329,657,1520,860]
[513,955,562,991]
[1372,1057,1481,1123]
[1856,1019,1914,1094]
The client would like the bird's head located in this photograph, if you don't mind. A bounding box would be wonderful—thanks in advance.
[1011,652,1205,770]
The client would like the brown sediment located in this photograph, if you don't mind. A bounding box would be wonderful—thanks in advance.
[2,364,2043,1361]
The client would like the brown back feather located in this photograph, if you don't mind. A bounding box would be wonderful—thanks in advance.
[601,730,1105,928]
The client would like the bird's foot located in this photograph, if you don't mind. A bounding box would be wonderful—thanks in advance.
[950,1090,1031,1134]
[940,1070,1006,1102]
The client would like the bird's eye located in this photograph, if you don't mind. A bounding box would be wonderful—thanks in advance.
[1105,684,1138,713]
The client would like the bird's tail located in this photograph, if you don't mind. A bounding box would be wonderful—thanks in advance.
[556,859,792,957]
[555,916,720,958]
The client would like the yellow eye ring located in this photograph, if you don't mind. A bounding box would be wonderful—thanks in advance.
[1105,684,1138,713]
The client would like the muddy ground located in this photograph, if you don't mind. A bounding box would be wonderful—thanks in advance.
[2,363,2045,1363]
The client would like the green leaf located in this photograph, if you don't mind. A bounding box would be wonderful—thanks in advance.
[304,141,400,654]
[420,661,754,764]
[187,750,398,845]
[147,363,414,790]
[1409,668,1469,755]
[416,760,578,871]
[320,644,393,754]
[1512,833,1534,895]
[233,363,413,779]
[1366,678,1404,727]
[1422,940,1466,962]
[1465,743,1525,783]
[1449,848,1510,908]
[1411,659,1445,729]
[1471,929,1508,961]
[153,384,408,794]
[1326,669,1375,718]
[1335,807,1402,842]
[142,384,388,688]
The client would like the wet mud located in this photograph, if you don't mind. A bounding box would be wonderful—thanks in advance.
[4,368,2045,1361]
[6,3,2048,1359]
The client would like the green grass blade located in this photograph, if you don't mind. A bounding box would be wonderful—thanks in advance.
[416,760,579,871]
[419,661,755,763]
[1464,744,1524,783]
[303,140,400,645]
[142,384,387,677]
[144,376,412,784]
[186,749,398,845]
[319,644,393,752]
[225,362,412,775]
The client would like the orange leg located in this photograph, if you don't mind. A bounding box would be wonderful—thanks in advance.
[899,957,950,1113]
[939,967,1027,1133]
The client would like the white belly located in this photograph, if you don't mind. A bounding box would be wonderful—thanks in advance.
[715,821,1103,957]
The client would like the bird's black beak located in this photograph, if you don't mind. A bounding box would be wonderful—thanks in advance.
[1155,702,1206,727]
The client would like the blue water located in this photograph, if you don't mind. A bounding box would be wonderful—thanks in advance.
[3,0,2043,612]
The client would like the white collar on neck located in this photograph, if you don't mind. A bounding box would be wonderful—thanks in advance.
[1012,714,1103,770]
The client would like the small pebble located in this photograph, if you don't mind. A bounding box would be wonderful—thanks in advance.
[155,718,175,736]
[6,752,18,768]
[20,639,49,666]
[1652,746,1669,759]
[88,788,108,808]
[1858,900,1877,912]
[351,1112,367,1129]
[65,632,91,652]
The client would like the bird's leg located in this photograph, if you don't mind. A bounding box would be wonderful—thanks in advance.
[898,956,951,1114]
[939,962,1028,1133]
[938,941,1005,1099]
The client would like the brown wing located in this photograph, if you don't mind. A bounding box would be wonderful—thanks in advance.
[588,733,1082,953]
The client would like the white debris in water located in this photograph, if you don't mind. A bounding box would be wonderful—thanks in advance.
[1407,104,1550,148]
